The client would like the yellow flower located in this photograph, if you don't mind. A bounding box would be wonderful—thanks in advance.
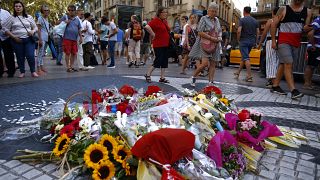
[122,161,131,176]
[84,143,109,169]
[112,145,131,163]
[92,160,115,180]
[219,98,229,106]
[98,134,118,152]
[53,134,70,157]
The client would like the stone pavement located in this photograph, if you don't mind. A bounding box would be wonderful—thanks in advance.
[0,56,319,179]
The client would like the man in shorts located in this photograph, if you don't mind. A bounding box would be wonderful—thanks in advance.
[60,5,83,72]
[271,0,312,99]
[140,21,151,66]
[304,13,320,90]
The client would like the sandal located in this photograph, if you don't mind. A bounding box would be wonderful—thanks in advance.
[234,72,239,79]
[159,78,169,83]
[245,77,253,82]
[67,68,73,73]
[144,74,151,83]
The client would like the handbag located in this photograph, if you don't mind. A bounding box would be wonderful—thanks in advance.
[41,17,53,42]
[17,16,39,42]
[200,18,218,54]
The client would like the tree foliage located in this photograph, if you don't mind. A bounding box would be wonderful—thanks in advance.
[1,0,77,21]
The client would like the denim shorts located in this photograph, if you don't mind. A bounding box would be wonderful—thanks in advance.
[239,41,255,61]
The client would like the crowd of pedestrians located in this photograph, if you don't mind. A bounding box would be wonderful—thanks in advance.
[0,0,319,98]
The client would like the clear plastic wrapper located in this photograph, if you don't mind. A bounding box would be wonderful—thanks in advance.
[174,149,232,180]
[0,125,40,141]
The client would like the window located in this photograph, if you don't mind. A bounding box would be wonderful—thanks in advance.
[169,0,175,6]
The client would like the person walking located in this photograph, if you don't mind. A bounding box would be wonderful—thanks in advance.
[82,12,95,68]
[115,26,124,60]
[105,18,118,68]
[234,6,259,82]
[189,2,222,87]
[270,0,312,99]
[303,13,320,90]
[180,14,198,74]
[0,0,15,78]
[99,16,109,65]
[219,25,230,68]
[60,5,83,72]
[140,20,151,66]
[53,19,64,66]
[3,0,38,78]
[144,7,170,83]
[36,4,51,75]
[258,7,280,88]
[127,15,143,68]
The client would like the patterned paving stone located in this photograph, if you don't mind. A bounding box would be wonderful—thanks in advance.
[22,169,43,179]
[0,167,6,176]
[33,174,53,180]
[0,173,19,180]
[12,164,33,175]
[2,160,22,168]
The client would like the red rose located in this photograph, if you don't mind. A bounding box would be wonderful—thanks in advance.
[117,102,128,113]
[238,112,250,122]
[119,85,137,97]
[60,116,72,125]
[241,109,250,114]
[145,85,161,96]
[60,124,75,138]
[70,117,81,131]
[202,86,222,95]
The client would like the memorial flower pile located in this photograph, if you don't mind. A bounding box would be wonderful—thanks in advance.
[13,84,308,180]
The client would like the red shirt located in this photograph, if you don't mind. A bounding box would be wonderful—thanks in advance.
[148,17,170,48]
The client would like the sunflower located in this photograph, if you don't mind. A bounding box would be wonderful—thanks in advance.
[92,160,115,180]
[122,161,131,176]
[98,134,118,152]
[219,98,229,106]
[112,145,131,163]
[53,134,71,157]
[84,143,109,169]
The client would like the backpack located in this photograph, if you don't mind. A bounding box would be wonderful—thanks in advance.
[132,22,142,41]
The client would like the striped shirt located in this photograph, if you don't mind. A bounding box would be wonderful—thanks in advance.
[307,16,320,48]
[0,9,12,41]
[278,5,307,47]
[3,15,38,39]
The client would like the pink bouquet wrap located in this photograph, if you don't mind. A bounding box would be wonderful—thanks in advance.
[207,131,238,167]
[225,113,283,151]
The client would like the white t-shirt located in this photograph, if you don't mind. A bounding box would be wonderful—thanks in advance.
[106,22,117,41]
[82,19,95,43]
[0,9,12,41]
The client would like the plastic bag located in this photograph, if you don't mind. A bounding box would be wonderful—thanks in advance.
[0,125,39,141]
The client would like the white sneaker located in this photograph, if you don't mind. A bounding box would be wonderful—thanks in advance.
[190,77,196,87]
[87,66,95,69]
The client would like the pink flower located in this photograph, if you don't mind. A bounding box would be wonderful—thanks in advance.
[240,119,257,131]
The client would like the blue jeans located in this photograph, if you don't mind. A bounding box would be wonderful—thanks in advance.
[54,37,63,63]
[11,37,36,73]
[108,41,116,66]
[239,41,255,61]
[44,39,57,59]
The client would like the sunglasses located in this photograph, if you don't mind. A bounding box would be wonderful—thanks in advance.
[68,9,75,12]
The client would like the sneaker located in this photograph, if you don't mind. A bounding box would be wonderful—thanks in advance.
[86,66,95,69]
[271,86,287,95]
[56,62,63,66]
[79,67,89,71]
[265,80,273,88]
[128,61,134,68]
[134,64,139,68]
[291,89,304,99]
[107,65,116,68]
[190,77,196,87]
[140,62,145,66]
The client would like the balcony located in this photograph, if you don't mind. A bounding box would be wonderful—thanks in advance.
[167,3,188,16]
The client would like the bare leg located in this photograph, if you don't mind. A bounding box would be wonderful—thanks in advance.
[193,59,209,78]
[245,60,252,78]
[65,54,71,69]
[70,54,76,68]
[236,61,245,75]
[304,65,313,87]
[160,68,166,79]
[273,64,284,87]
[208,60,216,82]
[146,66,155,76]
[283,63,295,91]
[181,54,189,73]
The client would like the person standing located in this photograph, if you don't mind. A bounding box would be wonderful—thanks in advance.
[188,2,222,87]
[82,13,95,68]
[234,6,259,82]
[219,25,230,68]
[60,5,83,72]
[99,16,109,65]
[303,13,320,90]
[115,26,124,60]
[180,14,198,74]
[258,7,280,88]
[36,4,51,75]
[144,7,170,83]
[3,0,39,78]
[105,18,118,68]
[127,15,143,68]
[140,20,151,66]
[0,0,15,78]
[271,0,312,99]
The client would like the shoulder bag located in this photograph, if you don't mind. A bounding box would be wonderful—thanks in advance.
[200,17,218,54]
[17,16,39,42]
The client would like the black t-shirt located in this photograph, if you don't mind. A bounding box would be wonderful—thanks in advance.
[143,29,150,43]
